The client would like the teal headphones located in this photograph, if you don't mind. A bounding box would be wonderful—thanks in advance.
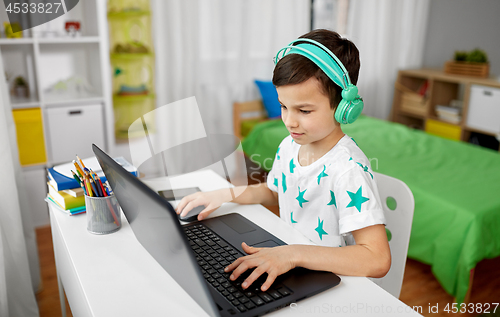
[274,38,363,124]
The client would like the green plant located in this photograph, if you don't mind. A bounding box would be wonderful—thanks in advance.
[14,76,27,87]
[453,48,488,63]
[454,51,468,62]
[466,48,488,63]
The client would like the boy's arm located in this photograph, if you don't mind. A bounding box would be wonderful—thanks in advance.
[293,224,391,277]
[176,182,278,220]
[225,224,391,292]
[229,183,279,206]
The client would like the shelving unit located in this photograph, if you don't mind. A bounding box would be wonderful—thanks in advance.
[0,0,113,227]
[107,0,155,140]
[391,69,500,151]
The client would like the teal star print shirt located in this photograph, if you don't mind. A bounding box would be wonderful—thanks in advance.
[267,135,386,247]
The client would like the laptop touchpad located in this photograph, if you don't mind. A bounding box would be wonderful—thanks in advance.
[221,217,255,234]
[251,240,280,248]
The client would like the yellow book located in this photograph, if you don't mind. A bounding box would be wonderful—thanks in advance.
[47,183,85,210]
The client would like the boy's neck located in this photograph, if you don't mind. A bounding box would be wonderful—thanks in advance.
[298,126,345,167]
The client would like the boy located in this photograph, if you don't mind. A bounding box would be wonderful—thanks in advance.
[176,29,390,293]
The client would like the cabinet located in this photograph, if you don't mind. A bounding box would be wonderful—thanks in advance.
[1,0,112,226]
[391,69,500,151]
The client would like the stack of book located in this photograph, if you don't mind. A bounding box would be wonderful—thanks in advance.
[46,181,86,215]
[436,105,461,124]
[46,156,137,215]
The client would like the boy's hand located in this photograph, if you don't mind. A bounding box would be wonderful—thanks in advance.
[224,242,297,292]
[175,190,229,221]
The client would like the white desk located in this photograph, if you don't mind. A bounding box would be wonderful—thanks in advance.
[48,170,422,317]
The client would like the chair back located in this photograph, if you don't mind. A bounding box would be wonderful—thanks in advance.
[371,172,414,298]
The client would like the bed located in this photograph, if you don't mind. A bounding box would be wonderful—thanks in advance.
[234,100,500,304]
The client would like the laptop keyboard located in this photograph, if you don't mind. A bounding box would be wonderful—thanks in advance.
[183,224,292,313]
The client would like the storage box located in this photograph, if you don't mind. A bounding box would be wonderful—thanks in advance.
[12,108,47,165]
[45,104,105,164]
[425,119,462,141]
[444,61,489,78]
[466,85,500,134]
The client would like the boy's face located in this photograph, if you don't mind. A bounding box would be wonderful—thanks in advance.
[277,77,340,147]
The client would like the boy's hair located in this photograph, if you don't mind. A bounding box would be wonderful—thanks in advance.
[272,29,360,110]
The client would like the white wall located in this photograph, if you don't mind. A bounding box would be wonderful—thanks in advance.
[422,0,500,78]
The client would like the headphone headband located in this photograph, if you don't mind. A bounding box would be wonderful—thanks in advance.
[274,38,363,124]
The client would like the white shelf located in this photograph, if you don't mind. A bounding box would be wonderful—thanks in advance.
[36,36,101,44]
[44,93,104,107]
[0,38,34,45]
[10,95,40,108]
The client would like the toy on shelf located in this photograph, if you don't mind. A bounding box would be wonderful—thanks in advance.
[4,22,22,38]
[65,21,81,37]
[45,76,94,98]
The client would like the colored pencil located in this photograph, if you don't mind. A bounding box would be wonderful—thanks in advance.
[72,160,84,178]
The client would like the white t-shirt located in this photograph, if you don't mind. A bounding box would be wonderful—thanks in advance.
[266,135,386,247]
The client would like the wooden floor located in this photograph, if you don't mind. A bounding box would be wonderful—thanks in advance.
[35,223,500,317]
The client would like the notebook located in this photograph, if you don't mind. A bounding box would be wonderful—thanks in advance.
[93,144,340,317]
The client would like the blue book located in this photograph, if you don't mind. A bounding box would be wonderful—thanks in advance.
[48,167,106,191]
[47,156,138,191]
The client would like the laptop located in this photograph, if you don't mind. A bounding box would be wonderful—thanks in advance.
[93,144,340,317]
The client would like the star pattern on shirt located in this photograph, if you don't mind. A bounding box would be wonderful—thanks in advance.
[289,158,296,174]
[296,186,309,208]
[356,162,373,179]
[315,217,328,240]
[276,147,281,160]
[290,211,298,224]
[273,177,278,188]
[327,190,337,208]
[317,165,328,184]
[282,172,287,193]
[346,186,370,212]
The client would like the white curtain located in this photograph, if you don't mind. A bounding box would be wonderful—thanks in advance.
[346,0,430,119]
[0,56,40,316]
[144,0,310,176]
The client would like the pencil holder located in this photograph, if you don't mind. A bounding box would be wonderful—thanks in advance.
[85,194,122,235]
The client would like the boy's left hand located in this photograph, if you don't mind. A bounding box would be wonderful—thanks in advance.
[224,242,297,292]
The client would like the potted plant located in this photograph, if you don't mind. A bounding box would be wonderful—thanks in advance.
[13,76,29,98]
[444,48,489,78]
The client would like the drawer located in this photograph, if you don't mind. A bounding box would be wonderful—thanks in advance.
[425,119,461,141]
[466,85,500,134]
[45,104,105,164]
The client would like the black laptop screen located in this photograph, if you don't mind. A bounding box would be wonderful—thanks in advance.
[93,144,220,317]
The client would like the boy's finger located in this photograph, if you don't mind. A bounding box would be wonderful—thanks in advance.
[261,272,277,292]
[197,206,212,221]
[242,242,260,254]
[180,201,198,217]
[242,268,265,289]
[225,256,244,275]
[175,197,189,214]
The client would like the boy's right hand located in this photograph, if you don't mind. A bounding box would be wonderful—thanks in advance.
[175,189,230,221]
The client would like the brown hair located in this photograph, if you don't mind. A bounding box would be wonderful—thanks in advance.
[272,29,360,109]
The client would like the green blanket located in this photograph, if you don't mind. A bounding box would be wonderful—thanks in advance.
[241,115,500,303]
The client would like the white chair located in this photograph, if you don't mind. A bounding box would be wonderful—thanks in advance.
[370,172,415,298]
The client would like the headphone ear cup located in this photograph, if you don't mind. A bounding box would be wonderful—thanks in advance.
[335,97,364,124]
[334,99,349,124]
